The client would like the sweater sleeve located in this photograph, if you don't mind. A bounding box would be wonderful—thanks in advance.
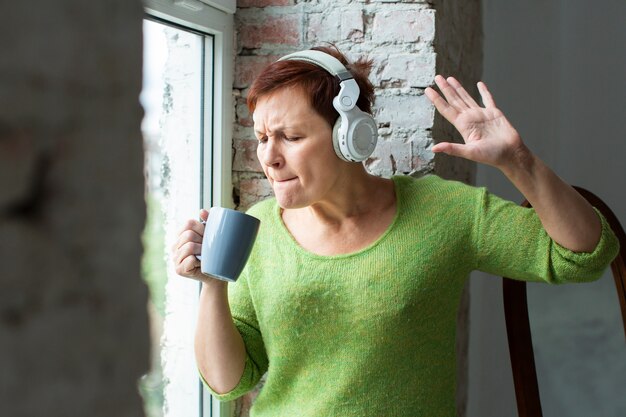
[472,187,620,284]
[199,259,269,402]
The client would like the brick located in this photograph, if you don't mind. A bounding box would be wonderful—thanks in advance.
[237,0,292,7]
[233,125,256,141]
[341,9,364,41]
[411,136,434,171]
[238,15,300,49]
[239,177,274,211]
[370,0,431,2]
[372,9,435,44]
[307,9,364,43]
[379,52,436,87]
[306,12,340,43]
[374,93,434,130]
[233,139,263,172]
[365,140,412,177]
[234,55,280,89]
[236,98,254,127]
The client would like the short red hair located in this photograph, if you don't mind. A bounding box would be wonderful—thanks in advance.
[247,45,375,128]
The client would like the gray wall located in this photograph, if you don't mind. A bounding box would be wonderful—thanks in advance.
[469,1,626,416]
[0,1,150,416]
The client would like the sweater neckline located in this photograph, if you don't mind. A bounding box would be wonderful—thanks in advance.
[272,175,409,260]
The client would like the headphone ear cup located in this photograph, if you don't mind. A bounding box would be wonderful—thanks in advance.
[332,111,377,162]
[332,117,349,162]
[349,114,378,160]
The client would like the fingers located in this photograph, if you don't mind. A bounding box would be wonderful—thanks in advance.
[200,208,209,222]
[427,75,484,123]
[172,229,203,253]
[446,77,479,108]
[174,241,202,268]
[477,81,496,108]
[170,211,212,278]
[425,86,459,122]
[175,218,205,242]
[173,239,202,277]
[429,75,486,109]
[178,255,201,275]
[175,253,202,277]
[431,141,473,160]
[433,75,469,111]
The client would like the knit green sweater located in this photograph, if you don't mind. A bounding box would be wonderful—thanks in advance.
[201,174,619,416]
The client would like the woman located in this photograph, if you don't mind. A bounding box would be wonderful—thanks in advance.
[171,46,619,416]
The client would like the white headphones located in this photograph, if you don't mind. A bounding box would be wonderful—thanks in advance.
[278,50,378,162]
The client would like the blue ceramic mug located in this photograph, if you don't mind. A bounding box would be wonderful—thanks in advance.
[195,207,260,282]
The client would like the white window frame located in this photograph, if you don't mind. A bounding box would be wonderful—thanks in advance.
[144,0,234,210]
[143,1,235,416]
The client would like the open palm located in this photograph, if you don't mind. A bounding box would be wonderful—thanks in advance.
[425,75,524,170]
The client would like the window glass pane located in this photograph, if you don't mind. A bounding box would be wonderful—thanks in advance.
[139,18,207,417]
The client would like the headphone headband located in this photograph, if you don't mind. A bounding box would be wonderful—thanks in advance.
[278,50,353,81]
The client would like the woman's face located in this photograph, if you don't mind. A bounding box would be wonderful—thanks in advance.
[254,86,345,209]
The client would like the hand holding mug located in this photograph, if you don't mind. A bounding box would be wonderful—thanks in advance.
[172,207,260,283]
[172,209,209,282]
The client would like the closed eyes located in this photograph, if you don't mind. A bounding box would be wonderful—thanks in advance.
[256,134,302,143]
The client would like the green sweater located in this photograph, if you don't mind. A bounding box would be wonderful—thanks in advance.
[202,174,619,416]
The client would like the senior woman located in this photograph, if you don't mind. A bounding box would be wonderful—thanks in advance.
[172,46,619,416]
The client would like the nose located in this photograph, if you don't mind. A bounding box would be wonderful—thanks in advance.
[260,138,284,169]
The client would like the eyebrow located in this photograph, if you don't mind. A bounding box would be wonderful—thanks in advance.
[254,126,298,136]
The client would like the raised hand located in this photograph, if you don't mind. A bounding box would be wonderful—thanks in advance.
[425,75,528,171]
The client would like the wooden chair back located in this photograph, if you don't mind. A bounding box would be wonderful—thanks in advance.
[502,187,626,417]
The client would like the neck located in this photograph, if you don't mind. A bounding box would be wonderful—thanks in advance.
[302,166,394,227]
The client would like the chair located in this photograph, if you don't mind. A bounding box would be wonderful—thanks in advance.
[502,187,626,417]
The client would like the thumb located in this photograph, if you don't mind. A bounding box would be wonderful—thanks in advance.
[199,209,209,222]
[432,142,473,160]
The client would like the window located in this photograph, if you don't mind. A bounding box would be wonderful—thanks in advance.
[140,1,235,416]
